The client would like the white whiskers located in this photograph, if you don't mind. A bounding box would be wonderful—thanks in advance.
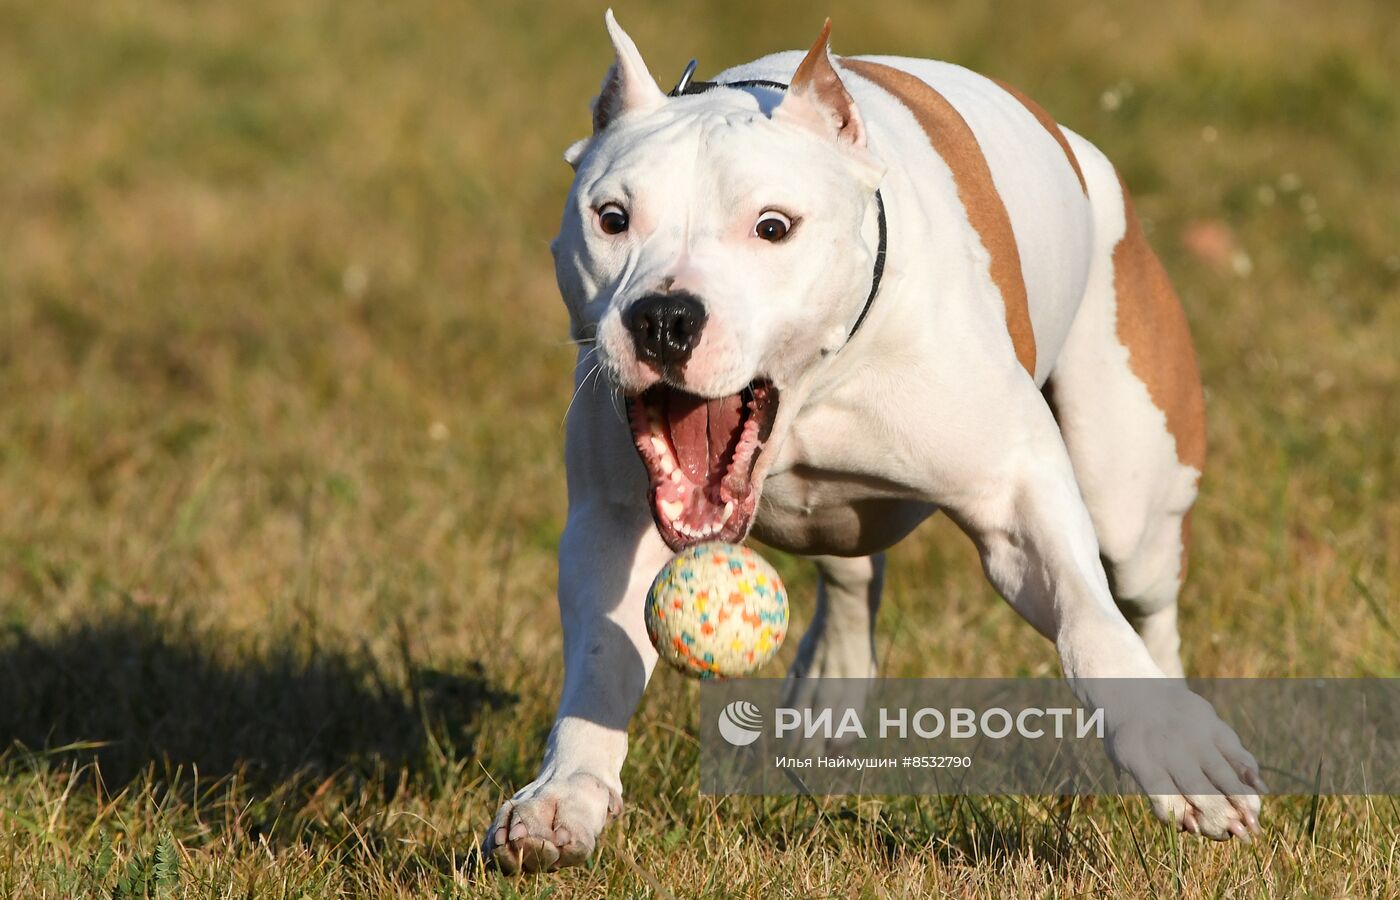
[562,347,605,429]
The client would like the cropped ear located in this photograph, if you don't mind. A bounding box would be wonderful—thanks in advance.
[563,137,589,170]
[592,9,666,133]
[773,19,866,149]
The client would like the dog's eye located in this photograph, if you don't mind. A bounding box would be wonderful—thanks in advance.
[597,203,629,235]
[754,211,792,243]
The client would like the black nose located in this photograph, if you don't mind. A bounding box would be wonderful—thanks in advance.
[627,292,707,365]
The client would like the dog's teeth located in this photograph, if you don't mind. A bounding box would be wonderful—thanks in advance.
[650,436,668,456]
[660,500,683,522]
[660,456,675,475]
[721,501,735,523]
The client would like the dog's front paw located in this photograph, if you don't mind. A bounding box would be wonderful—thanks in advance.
[1105,687,1266,841]
[483,772,622,874]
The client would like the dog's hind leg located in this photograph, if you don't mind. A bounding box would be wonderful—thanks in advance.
[1043,133,1207,677]
[782,554,884,709]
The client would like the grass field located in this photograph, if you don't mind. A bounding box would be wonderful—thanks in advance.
[2,0,1398,896]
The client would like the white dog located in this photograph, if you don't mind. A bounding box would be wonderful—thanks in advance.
[486,12,1264,873]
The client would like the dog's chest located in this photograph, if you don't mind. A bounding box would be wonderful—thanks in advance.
[751,410,936,557]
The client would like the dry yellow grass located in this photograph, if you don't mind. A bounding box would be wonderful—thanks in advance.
[1,0,1397,896]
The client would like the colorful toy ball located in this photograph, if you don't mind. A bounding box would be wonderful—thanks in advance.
[645,542,788,679]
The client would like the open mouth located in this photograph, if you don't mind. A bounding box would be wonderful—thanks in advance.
[628,380,779,550]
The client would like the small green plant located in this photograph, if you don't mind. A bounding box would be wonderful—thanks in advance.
[112,832,181,900]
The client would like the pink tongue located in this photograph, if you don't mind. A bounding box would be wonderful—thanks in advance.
[665,390,744,483]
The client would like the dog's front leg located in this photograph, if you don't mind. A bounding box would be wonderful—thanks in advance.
[947,390,1264,841]
[485,500,670,873]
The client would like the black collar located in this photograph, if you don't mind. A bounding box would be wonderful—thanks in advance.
[669,60,887,344]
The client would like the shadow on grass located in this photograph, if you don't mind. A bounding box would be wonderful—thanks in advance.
[0,607,516,791]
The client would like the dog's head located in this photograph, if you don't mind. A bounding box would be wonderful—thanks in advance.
[552,12,884,550]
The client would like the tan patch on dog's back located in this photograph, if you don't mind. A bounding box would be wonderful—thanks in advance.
[842,59,1036,377]
[1112,174,1206,471]
[992,79,1087,195]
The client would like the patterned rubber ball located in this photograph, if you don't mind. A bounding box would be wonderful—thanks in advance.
[645,542,788,679]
